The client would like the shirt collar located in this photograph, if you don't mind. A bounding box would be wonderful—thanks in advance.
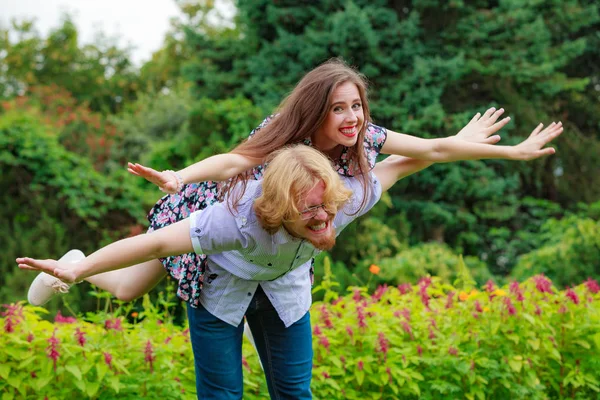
[273,226,302,245]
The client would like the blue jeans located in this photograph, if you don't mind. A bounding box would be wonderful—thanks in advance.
[187,286,313,399]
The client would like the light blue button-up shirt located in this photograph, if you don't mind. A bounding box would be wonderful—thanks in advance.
[189,173,382,327]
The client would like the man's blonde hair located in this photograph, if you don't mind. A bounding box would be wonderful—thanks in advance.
[254,145,354,234]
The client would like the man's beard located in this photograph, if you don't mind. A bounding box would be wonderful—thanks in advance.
[309,226,336,250]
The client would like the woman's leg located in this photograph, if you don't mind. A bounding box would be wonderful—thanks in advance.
[27,254,168,305]
[245,286,313,399]
[187,303,244,399]
[84,259,167,302]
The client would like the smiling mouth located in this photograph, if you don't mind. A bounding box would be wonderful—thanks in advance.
[340,127,356,137]
[308,220,329,233]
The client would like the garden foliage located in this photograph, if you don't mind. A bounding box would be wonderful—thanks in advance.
[2,274,599,399]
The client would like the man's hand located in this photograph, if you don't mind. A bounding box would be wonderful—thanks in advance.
[455,107,511,144]
[17,257,80,284]
[128,163,180,193]
[512,122,563,161]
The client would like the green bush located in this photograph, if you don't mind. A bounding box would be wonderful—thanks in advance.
[375,242,494,287]
[0,110,148,308]
[511,217,600,287]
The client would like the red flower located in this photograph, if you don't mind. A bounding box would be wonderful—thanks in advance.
[398,283,412,295]
[474,300,483,313]
[242,356,251,372]
[318,335,330,352]
[105,317,123,331]
[428,327,436,340]
[322,371,330,379]
[104,352,113,369]
[445,291,455,309]
[74,328,86,347]
[533,275,553,294]
[565,288,580,305]
[558,305,567,314]
[417,345,423,356]
[319,305,333,329]
[2,303,24,333]
[484,280,496,293]
[144,340,155,372]
[401,321,414,340]
[585,278,600,294]
[54,311,77,324]
[504,298,517,315]
[313,325,322,335]
[419,280,431,309]
[448,346,458,356]
[27,333,34,343]
[376,332,390,360]
[345,326,354,338]
[357,360,364,371]
[46,329,60,371]
[357,306,367,330]
[371,285,388,302]
[509,281,525,302]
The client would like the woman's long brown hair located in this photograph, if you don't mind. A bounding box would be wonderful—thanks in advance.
[223,58,373,212]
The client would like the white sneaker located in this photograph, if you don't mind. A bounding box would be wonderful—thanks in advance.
[27,249,86,306]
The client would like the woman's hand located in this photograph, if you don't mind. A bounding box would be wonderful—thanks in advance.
[455,107,510,144]
[512,122,563,161]
[17,257,80,284]
[128,163,181,193]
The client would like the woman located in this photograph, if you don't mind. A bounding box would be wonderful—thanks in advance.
[29,58,557,308]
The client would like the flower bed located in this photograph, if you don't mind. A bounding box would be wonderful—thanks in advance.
[2,275,599,399]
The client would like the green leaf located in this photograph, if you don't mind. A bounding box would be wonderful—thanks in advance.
[508,359,522,373]
[0,364,10,379]
[593,333,600,350]
[522,313,536,325]
[65,364,82,381]
[506,334,520,344]
[109,376,121,393]
[86,381,101,397]
[408,381,421,396]
[6,375,21,390]
[2,392,14,400]
[97,362,109,382]
[573,340,591,349]
[527,338,540,351]
[73,378,86,393]
[31,375,53,391]
[18,356,36,369]
[356,369,364,386]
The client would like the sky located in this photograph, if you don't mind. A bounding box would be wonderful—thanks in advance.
[1,0,187,65]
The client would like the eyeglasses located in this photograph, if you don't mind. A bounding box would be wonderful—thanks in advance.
[298,203,328,220]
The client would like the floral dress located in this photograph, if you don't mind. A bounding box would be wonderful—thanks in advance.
[147,118,387,307]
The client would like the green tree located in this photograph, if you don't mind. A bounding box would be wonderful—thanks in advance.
[181,0,599,276]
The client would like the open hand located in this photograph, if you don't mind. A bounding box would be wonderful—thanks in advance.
[456,107,511,144]
[128,162,180,193]
[16,257,79,284]
[513,122,563,161]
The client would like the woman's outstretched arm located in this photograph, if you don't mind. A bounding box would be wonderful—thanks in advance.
[128,153,262,193]
[17,219,193,284]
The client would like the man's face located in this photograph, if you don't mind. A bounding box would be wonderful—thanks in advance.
[283,180,337,250]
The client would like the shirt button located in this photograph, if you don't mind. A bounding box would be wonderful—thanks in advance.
[247,292,252,296]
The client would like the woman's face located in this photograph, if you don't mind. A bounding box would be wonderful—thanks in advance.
[312,81,365,152]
